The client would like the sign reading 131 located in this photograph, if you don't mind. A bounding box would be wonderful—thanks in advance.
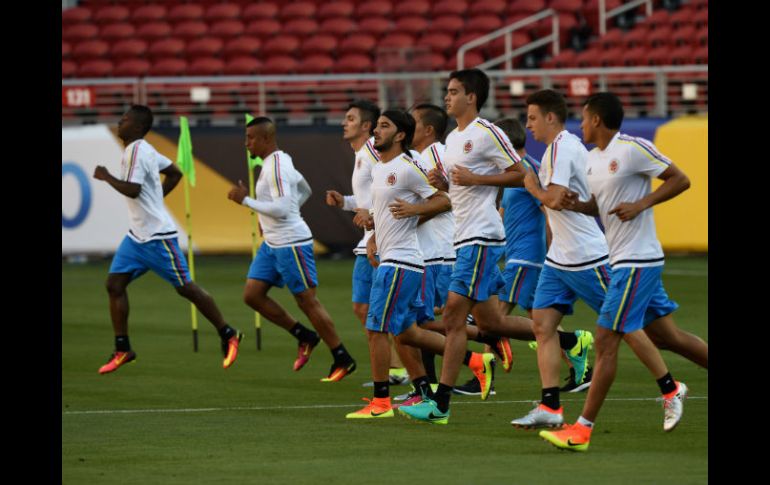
[62,87,95,108]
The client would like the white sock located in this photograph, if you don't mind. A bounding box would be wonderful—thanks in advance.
[577,416,594,428]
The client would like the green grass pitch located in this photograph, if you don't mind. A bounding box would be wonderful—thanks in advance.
[62,255,707,484]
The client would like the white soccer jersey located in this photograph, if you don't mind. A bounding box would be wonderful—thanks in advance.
[419,142,455,263]
[255,150,313,247]
[343,136,380,255]
[586,132,671,268]
[538,130,609,270]
[371,152,438,272]
[443,117,520,249]
[120,139,178,243]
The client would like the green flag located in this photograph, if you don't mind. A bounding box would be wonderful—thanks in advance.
[176,116,196,187]
[245,113,263,169]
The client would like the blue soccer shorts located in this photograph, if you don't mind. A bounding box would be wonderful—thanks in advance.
[598,266,679,333]
[412,264,443,324]
[498,263,542,310]
[366,265,422,336]
[448,245,505,302]
[247,243,317,295]
[434,263,452,309]
[352,254,376,304]
[109,236,191,287]
[532,264,612,315]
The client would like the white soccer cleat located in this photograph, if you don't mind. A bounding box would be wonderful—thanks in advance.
[662,381,688,432]
[511,403,564,429]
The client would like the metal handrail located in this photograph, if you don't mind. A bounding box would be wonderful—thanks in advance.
[600,0,653,35]
[457,9,559,71]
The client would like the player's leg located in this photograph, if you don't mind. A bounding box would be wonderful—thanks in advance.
[644,314,708,368]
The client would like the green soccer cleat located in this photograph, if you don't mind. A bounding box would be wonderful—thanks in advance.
[398,398,450,424]
[539,423,592,452]
[566,330,593,386]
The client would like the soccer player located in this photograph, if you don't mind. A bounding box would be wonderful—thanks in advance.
[93,105,242,374]
[539,92,707,452]
[400,69,529,424]
[227,117,356,382]
[325,100,409,385]
[345,109,451,418]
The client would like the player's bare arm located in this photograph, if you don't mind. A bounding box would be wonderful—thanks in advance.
[522,165,575,210]
[352,208,372,228]
[567,194,600,216]
[450,164,523,187]
[160,163,182,196]
[93,165,141,198]
[227,180,249,204]
[366,232,379,268]
[427,168,449,191]
[389,191,450,220]
[325,190,344,207]
[610,163,690,222]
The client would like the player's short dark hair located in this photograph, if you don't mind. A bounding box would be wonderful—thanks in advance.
[449,68,490,111]
[413,103,448,140]
[382,109,415,153]
[128,105,153,136]
[584,92,624,130]
[347,99,381,135]
[525,89,568,124]
[246,116,273,128]
[494,117,526,150]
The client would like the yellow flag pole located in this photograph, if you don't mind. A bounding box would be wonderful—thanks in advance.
[183,175,198,352]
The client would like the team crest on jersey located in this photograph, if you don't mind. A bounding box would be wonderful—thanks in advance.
[463,140,473,153]
[387,172,397,185]
[609,160,619,174]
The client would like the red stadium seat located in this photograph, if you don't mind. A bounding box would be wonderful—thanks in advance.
[645,10,671,30]
[445,51,484,70]
[72,40,110,60]
[452,32,485,53]
[136,22,172,41]
[209,20,245,38]
[62,60,77,78]
[224,57,262,75]
[245,19,282,38]
[337,33,377,55]
[318,17,358,37]
[646,26,673,47]
[279,2,316,20]
[296,54,334,74]
[263,35,301,56]
[149,58,188,76]
[669,7,694,28]
[598,47,624,67]
[111,39,147,59]
[466,15,503,34]
[469,0,505,16]
[696,26,708,46]
[575,48,601,68]
[394,1,430,19]
[693,9,708,28]
[204,3,241,23]
[262,56,299,74]
[62,7,92,25]
[431,0,468,17]
[601,28,624,49]
[550,0,583,11]
[334,54,373,73]
[623,27,648,48]
[93,6,129,25]
[243,2,279,21]
[63,24,99,42]
[487,31,530,57]
[358,18,393,38]
[62,41,72,59]
[693,46,708,64]
[284,18,318,38]
[99,23,135,42]
[672,25,696,47]
[669,46,695,65]
[378,33,415,50]
[356,1,393,19]
[78,59,113,78]
[173,21,209,39]
[431,16,465,34]
[187,37,224,58]
[300,34,338,56]
[393,17,429,36]
[188,57,225,76]
[425,52,447,71]
[508,0,545,16]
[540,50,576,68]
[168,4,204,24]
[131,5,166,23]
[223,37,262,59]
[646,46,671,66]
[417,32,455,55]
[318,2,354,20]
[623,46,648,66]
[148,38,186,59]
[114,58,151,77]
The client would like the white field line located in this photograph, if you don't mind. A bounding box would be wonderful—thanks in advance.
[63,396,707,416]
[664,269,707,276]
